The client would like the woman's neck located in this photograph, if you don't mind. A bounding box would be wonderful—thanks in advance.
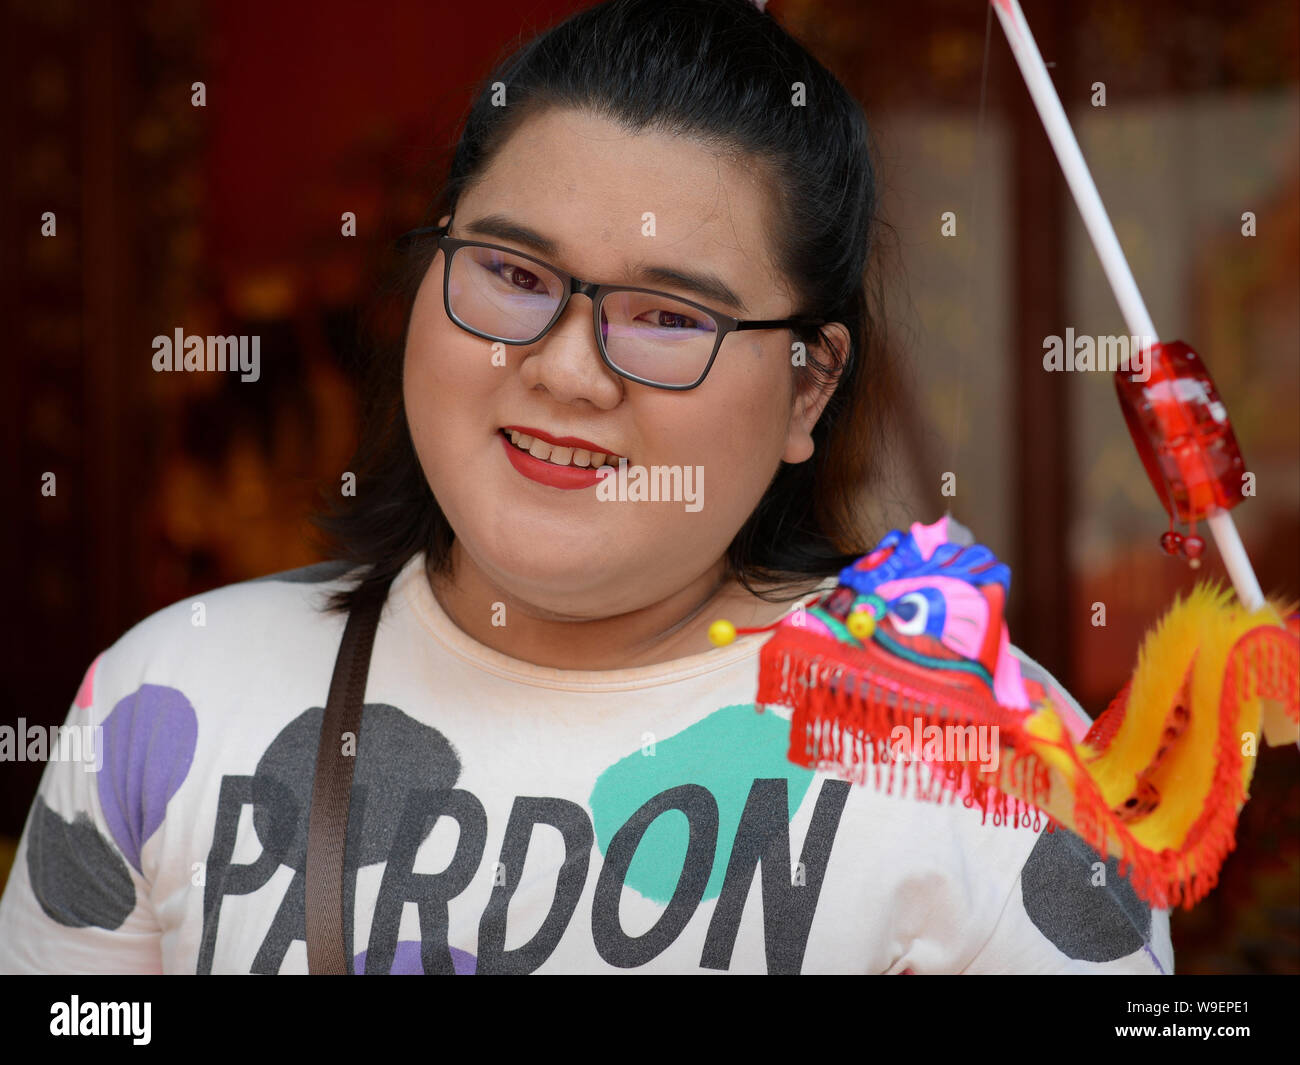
[425,541,817,670]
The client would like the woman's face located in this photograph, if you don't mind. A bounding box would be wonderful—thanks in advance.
[404,107,845,622]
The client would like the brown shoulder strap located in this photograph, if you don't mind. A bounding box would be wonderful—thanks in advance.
[305,576,392,974]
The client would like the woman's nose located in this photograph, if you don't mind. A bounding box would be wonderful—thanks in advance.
[521,293,623,404]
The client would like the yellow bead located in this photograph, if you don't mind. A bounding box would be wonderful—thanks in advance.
[708,619,736,646]
[847,611,876,640]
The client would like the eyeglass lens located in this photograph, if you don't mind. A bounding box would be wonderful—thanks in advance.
[447,244,719,386]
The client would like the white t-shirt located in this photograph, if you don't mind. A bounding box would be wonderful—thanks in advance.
[0,553,1173,974]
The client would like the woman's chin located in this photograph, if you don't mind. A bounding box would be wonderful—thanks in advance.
[469,535,627,597]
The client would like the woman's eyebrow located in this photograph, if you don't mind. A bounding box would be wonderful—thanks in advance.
[462,212,750,314]
[464,213,562,257]
[633,264,749,315]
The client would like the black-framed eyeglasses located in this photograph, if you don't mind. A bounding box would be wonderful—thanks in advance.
[394,217,825,390]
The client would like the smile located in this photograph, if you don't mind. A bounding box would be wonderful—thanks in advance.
[499,428,620,469]
[497,429,619,491]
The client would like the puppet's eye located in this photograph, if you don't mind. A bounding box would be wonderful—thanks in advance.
[892,593,929,635]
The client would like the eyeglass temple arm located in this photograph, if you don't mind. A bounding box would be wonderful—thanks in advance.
[394,223,450,250]
[735,317,826,330]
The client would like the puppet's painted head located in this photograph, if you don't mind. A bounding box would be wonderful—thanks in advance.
[782,516,1032,710]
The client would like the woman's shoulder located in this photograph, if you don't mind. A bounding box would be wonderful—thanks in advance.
[1005,643,1094,737]
[122,559,363,639]
[83,560,367,707]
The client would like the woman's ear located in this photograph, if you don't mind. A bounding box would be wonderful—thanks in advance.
[438,213,451,228]
[782,322,851,465]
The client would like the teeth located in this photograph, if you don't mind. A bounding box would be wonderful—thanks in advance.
[506,429,614,468]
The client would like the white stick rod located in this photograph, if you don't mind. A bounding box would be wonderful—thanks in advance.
[1207,510,1266,612]
[991,0,1267,611]
[991,0,1156,343]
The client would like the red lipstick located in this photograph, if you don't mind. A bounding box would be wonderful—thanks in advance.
[498,429,616,490]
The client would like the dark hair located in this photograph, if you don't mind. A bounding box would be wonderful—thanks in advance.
[312,0,900,615]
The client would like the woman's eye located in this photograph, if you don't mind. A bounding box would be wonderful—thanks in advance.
[499,264,543,291]
[640,310,699,329]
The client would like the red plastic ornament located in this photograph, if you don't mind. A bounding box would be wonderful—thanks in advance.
[1114,341,1247,566]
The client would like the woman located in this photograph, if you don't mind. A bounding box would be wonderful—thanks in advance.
[0,0,1171,974]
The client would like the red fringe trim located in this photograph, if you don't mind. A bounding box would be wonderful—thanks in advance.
[1083,677,1132,753]
[757,621,1300,911]
[757,626,1051,833]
